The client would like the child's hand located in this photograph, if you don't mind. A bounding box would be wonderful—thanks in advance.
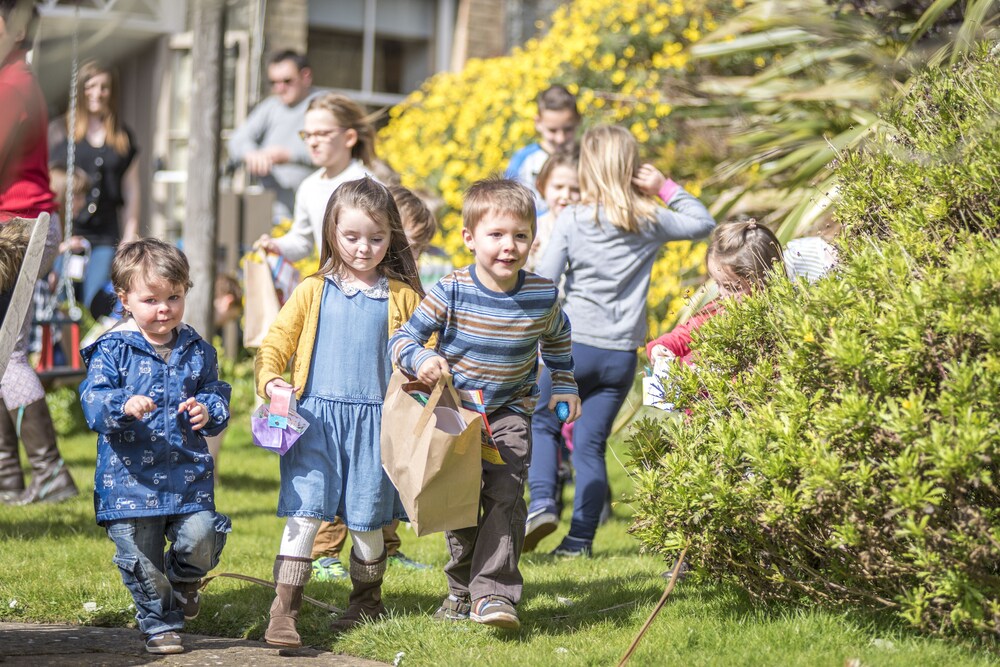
[124,395,156,420]
[265,378,296,398]
[254,234,281,255]
[417,356,450,385]
[632,164,667,197]
[549,394,581,423]
[649,344,676,363]
[178,397,210,431]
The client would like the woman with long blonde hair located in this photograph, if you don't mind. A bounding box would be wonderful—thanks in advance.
[525,124,716,556]
[51,60,140,315]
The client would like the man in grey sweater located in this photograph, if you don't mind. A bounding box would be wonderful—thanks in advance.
[228,50,323,223]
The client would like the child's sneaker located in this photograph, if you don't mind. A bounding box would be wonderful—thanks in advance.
[388,551,432,570]
[551,536,592,558]
[432,593,471,621]
[145,631,184,654]
[312,556,348,581]
[173,580,202,620]
[470,595,520,630]
[524,500,558,552]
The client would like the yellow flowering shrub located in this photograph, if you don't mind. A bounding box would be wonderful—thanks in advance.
[380,0,728,333]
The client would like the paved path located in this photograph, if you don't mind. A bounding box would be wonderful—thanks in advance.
[0,622,387,666]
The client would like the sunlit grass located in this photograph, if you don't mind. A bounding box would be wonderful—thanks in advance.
[1,396,996,666]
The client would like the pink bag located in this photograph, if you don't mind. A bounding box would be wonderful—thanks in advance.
[251,386,308,455]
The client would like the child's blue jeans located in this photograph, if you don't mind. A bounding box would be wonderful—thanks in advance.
[105,511,231,636]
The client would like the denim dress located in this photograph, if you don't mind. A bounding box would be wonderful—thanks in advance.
[277,276,406,531]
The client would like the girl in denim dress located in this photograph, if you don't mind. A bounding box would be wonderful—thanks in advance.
[254,177,424,647]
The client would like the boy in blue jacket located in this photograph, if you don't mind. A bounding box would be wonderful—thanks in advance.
[80,238,232,655]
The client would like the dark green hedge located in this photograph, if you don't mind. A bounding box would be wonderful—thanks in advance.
[628,44,1000,636]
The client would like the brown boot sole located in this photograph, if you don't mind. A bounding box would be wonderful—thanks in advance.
[264,635,302,648]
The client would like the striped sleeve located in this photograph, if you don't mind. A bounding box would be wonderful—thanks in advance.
[389,277,449,375]
[539,302,577,396]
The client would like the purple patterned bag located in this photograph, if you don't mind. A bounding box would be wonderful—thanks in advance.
[251,387,308,455]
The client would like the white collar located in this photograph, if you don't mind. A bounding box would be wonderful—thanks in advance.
[327,272,389,298]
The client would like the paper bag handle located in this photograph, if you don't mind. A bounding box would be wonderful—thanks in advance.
[413,375,455,436]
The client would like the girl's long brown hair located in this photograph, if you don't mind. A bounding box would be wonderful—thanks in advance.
[71,61,131,155]
[316,177,423,296]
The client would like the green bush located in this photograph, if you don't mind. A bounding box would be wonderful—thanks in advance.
[628,44,1000,637]
[46,385,88,437]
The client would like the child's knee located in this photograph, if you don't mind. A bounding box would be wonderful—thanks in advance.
[175,511,231,569]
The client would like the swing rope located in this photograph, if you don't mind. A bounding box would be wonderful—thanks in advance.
[49,2,82,323]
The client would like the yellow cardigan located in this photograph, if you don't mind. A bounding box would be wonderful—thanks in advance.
[254,275,424,400]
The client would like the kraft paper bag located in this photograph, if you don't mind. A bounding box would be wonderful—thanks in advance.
[242,251,281,348]
[381,371,483,536]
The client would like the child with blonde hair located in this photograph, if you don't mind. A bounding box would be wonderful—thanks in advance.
[255,177,423,646]
[525,124,716,556]
[256,93,376,261]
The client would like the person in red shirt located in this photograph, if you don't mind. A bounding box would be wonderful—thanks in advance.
[0,0,78,505]
[647,220,784,366]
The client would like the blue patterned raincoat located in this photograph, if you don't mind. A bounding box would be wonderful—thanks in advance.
[80,319,231,524]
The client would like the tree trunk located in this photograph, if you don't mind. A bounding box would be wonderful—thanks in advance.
[183,0,226,338]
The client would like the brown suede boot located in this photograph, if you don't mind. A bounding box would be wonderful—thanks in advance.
[0,399,24,502]
[329,549,387,632]
[264,556,311,648]
[9,399,78,505]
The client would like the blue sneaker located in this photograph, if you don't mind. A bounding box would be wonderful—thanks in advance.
[551,536,592,558]
[524,500,558,552]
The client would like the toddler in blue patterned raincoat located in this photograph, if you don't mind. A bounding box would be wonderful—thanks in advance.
[79,238,231,656]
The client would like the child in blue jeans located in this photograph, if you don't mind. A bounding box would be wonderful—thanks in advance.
[80,238,232,655]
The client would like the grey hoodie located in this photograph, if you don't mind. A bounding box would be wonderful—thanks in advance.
[536,187,716,351]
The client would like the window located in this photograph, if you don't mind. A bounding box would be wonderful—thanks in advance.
[307,0,449,106]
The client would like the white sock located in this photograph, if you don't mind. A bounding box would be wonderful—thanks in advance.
[349,528,384,561]
[278,516,320,558]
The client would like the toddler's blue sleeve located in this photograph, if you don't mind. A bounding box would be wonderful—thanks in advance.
[194,344,232,436]
[79,340,136,435]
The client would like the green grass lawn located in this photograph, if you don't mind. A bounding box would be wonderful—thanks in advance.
[1,396,996,666]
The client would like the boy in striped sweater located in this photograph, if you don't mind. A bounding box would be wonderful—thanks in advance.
[390,176,580,630]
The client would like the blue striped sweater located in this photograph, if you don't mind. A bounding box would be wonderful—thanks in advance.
[389,266,577,415]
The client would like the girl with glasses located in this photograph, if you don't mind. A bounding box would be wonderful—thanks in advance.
[256,93,376,261]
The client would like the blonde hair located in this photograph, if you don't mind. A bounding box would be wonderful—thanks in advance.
[71,61,131,155]
[463,176,536,235]
[707,220,784,289]
[306,93,376,167]
[0,218,32,293]
[112,238,193,298]
[316,177,423,295]
[390,185,437,250]
[579,125,657,233]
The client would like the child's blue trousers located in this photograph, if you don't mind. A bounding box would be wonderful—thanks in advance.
[529,342,637,543]
[104,510,231,636]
